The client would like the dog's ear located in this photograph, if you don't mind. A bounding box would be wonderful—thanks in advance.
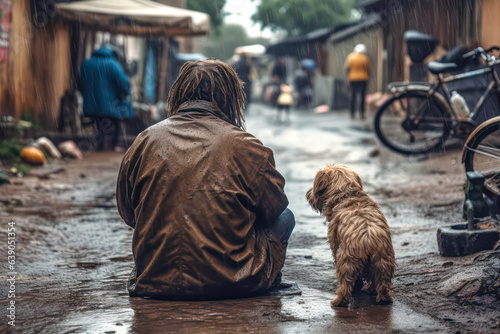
[306,187,324,213]
[335,165,363,192]
[353,172,363,190]
[306,187,313,203]
[306,187,319,212]
[307,169,330,212]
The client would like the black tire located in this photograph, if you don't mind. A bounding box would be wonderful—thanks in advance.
[463,116,500,197]
[374,91,452,155]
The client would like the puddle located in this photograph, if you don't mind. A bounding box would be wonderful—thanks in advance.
[279,287,443,333]
[42,286,444,334]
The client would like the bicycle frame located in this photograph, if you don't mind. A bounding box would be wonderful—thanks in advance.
[429,60,500,122]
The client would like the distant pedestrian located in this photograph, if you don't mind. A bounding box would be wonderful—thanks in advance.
[78,45,134,152]
[345,44,370,120]
[277,84,293,123]
[294,63,313,108]
[234,54,254,107]
[272,57,287,84]
[268,57,288,107]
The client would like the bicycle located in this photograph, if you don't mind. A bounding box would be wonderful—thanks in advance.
[463,115,500,198]
[374,47,500,155]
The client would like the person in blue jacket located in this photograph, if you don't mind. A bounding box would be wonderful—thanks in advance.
[78,45,134,151]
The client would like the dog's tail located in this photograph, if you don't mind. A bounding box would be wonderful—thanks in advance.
[360,227,395,280]
[370,251,395,279]
[366,230,396,302]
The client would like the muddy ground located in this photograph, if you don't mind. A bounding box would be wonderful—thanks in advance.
[0,104,499,333]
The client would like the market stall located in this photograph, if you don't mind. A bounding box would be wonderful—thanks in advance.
[56,0,210,36]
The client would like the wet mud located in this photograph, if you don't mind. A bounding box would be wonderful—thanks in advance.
[0,105,498,333]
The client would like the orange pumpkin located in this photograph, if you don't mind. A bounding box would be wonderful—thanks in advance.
[20,147,45,166]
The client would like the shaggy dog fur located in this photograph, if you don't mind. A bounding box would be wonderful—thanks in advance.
[306,164,395,307]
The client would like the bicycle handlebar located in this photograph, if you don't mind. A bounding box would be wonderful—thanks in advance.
[462,47,496,65]
[462,47,484,59]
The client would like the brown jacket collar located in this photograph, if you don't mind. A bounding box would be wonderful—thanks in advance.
[176,100,237,127]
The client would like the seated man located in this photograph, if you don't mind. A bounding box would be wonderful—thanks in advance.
[117,59,294,300]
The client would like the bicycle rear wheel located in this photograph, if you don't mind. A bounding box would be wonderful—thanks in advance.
[374,92,452,155]
[463,116,500,197]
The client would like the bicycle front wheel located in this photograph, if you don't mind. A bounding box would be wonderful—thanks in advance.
[463,116,500,197]
[374,92,452,155]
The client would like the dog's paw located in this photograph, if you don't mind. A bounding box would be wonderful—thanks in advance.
[375,295,393,304]
[331,297,348,307]
[360,281,376,296]
[361,290,378,297]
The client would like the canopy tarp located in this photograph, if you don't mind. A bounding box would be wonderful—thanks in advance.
[234,44,266,56]
[56,0,210,36]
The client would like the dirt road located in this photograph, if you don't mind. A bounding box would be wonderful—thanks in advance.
[0,105,498,333]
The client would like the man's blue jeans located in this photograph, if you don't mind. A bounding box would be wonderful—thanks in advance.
[269,208,295,244]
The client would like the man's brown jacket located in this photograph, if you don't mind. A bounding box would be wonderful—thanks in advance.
[117,100,289,300]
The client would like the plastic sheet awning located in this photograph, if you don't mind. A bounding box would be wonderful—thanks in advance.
[56,0,210,36]
[234,44,266,56]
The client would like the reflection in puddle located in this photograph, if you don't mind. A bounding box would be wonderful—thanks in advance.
[17,283,443,334]
[280,287,442,332]
[104,287,443,334]
[129,296,284,333]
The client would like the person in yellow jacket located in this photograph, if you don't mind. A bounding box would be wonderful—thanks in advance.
[277,83,294,123]
[345,44,370,119]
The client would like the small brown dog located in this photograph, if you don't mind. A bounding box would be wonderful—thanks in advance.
[306,164,395,307]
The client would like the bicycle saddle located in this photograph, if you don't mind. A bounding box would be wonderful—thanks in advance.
[427,61,458,74]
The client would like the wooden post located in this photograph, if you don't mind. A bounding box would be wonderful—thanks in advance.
[89,30,96,56]
[157,38,169,102]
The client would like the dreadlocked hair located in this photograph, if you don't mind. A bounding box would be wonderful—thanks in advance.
[167,58,246,129]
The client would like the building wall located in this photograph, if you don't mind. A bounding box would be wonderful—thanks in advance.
[326,26,383,93]
[31,20,72,129]
[0,0,34,120]
[481,0,500,48]
[383,0,478,84]
[0,0,71,129]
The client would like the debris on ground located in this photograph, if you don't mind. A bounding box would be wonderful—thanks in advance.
[36,137,62,159]
[58,140,83,160]
[29,166,66,179]
[21,146,46,165]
